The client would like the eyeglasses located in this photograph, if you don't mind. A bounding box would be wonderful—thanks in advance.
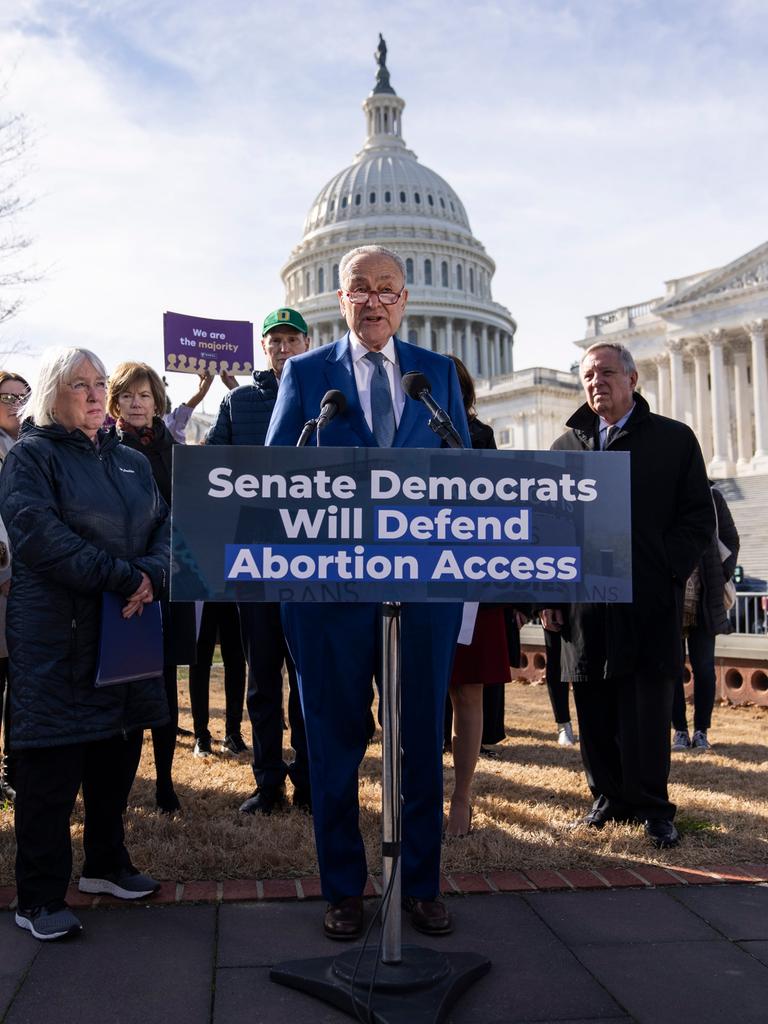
[68,380,108,395]
[344,289,404,306]
[0,393,27,406]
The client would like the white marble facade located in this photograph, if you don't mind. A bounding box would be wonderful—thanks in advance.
[576,240,768,477]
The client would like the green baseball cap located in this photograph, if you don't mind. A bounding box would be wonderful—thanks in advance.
[262,308,308,336]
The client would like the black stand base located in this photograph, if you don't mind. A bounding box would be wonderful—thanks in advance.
[271,944,490,1024]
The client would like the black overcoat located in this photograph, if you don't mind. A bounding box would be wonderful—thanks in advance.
[550,393,715,681]
[0,423,170,748]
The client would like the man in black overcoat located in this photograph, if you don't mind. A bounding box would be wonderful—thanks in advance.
[542,342,715,848]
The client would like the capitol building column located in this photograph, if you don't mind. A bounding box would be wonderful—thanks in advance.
[655,354,670,416]
[667,339,685,421]
[732,342,753,469]
[707,330,736,477]
[423,315,432,351]
[749,319,768,471]
[482,329,491,379]
[689,342,712,463]
[444,318,453,358]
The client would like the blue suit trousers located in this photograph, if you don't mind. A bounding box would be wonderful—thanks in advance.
[281,601,461,904]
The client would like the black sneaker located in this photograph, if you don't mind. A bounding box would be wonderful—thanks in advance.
[239,786,285,815]
[221,733,247,755]
[16,901,82,941]
[193,734,213,758]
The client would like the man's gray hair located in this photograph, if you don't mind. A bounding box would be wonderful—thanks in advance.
[580,342,637,375]
[338,245,406,289]
[27,346,108,427]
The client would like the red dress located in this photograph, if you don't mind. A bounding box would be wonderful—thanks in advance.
[450,605,511,687]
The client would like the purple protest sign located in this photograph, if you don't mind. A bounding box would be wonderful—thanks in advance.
[163,311,254,376]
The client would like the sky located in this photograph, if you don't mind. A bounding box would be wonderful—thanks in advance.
[0,0,766,414]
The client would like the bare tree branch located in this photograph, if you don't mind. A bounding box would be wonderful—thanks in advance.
[0,86,38,328]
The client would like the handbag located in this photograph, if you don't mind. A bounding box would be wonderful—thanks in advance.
[712,490,736,612]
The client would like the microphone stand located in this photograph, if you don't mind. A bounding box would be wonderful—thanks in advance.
[296,419,318,448]
[427,411,464,449]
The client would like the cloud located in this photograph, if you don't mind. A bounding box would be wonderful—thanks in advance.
[0,0,765,401]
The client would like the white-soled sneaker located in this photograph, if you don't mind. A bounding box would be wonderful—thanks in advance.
[15,901,82,941]
[671,729,691,752]
[78,869,160,900]
[557,722,576,747]
[691,730,712,752]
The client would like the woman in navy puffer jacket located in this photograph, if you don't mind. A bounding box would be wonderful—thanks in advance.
[0,347,170,942]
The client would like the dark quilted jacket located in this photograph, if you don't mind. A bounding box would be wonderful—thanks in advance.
[0,423,170,749]
[205,370,278,446]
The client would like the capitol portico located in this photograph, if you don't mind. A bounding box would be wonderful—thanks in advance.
[282,40,516,381]
[577,240,768,478]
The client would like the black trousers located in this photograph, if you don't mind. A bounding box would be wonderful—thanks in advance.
[150,664,179,801]
[14,730,143,908]
[672,626,717,733]
[238,602,309,792]
[573,668,676,820]
[544,630,571,724]
[188,603,246,739]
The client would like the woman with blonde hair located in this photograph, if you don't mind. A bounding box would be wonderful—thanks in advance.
[0,347,168,940]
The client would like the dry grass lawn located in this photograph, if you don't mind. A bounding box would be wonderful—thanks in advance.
[0,671,766,885]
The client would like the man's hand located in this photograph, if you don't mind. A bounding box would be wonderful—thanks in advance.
[123,571,154,620]
[541,608,564,632]
[220,369,238,391]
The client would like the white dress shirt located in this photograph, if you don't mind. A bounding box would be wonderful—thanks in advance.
[599,403,635,450]
[349,333,405,432]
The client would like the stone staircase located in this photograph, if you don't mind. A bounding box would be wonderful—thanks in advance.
[714,476,768,585]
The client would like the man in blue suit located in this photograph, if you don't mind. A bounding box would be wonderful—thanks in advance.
[266,245,470,940]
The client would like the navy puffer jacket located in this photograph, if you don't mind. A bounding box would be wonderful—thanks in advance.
[205,370,278,446]
[0,423,170,749]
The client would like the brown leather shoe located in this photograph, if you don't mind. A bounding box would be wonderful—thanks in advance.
[323,896,363,940]
[404,897,453,936]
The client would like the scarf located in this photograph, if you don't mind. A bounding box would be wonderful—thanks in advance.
[117,417,156,447]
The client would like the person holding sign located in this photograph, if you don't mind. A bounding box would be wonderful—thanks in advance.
[266,245,470,939]
[0,348,169,941]
[542,342,714,851]
[207,308,311,814]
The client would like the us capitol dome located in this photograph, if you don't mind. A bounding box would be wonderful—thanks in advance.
[281,36,517,381]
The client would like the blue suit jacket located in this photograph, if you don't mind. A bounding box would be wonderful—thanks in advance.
[265,333,471,449]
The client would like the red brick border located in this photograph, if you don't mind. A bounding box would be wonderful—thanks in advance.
[5,863,765,911]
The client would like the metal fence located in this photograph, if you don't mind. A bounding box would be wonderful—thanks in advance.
[728,591,768,635]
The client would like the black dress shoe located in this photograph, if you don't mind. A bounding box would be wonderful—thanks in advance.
[575,798,634,830]
[323,897,363,940]
[156,787,182,815]
[644,818,680,849]
[239,786,285,815]
[404,897,453,936]
[292,787,312,813]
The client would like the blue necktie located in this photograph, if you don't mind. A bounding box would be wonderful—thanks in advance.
[365,351,396,447]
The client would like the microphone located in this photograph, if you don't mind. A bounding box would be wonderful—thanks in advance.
[316,389,347,430]
[296,390,347,447]
[401,372,465,449]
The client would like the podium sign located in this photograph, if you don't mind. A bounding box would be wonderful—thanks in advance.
[171,446,631,603]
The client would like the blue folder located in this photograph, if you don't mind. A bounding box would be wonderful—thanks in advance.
[95,591,164,687]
